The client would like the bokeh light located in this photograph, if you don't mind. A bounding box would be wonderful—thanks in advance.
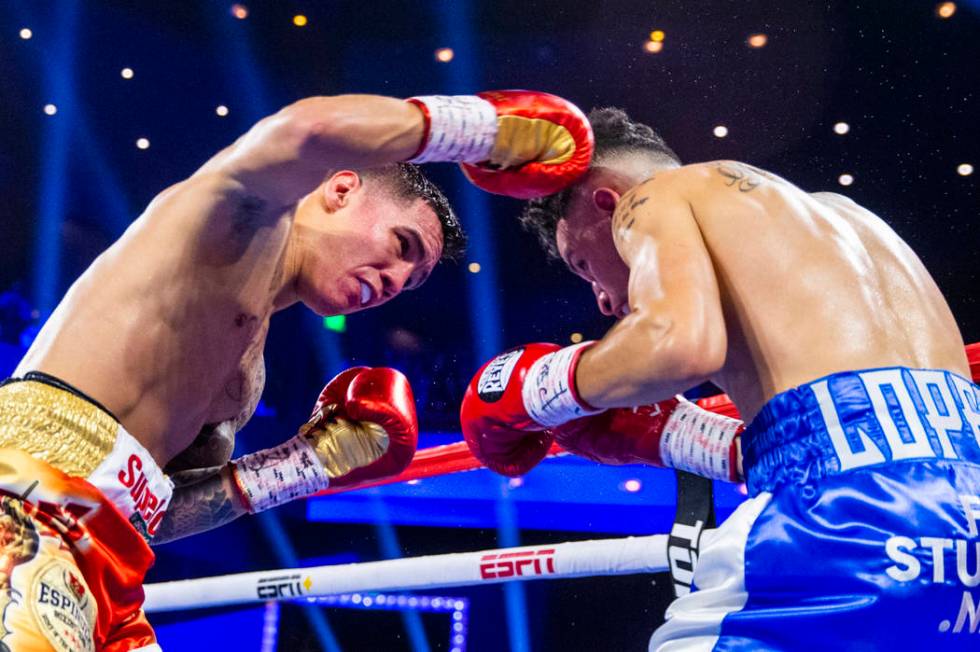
[623,479,642,493]
[435,47,454,63]
[833,121,850,135]
[713,125,728,138]
[136,137,150,150]
[838,173,854,186]
[43,104,57,116]
[120,67,134,79]
[649,30,665,42]
[293,14,308,27]
[747,33,768,48]
[570,332,584,343]
[215,105,229,117]
[957,163,974,177]
[937,2,957,19]
[644,40,664,54]
[230,4,248,19]
[19,28,33,40]
[468,262,481,274]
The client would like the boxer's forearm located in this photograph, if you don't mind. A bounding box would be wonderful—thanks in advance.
[212,94,425,207]
[152,465,248,545]
[575,315,719,409]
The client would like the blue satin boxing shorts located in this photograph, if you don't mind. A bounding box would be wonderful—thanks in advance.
[649,367,980,651]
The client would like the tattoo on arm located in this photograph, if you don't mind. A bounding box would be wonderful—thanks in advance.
[152,465,248,545]
[714,162,772,193]
[612,188,651,234]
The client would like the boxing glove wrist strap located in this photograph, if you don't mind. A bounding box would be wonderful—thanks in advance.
[406,95,498,164]
[231,435,331,513]
[522,342,604,427]
[660,398,742,482]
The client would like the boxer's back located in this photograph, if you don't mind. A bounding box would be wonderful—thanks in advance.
[683,161,968,421]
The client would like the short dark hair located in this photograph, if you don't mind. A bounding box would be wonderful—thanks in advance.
[364,163,466,262]
[520,107,680,259]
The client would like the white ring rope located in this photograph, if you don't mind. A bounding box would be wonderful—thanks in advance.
[144,533,689,613]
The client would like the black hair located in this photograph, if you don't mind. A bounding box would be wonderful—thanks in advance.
[519,107,680,259]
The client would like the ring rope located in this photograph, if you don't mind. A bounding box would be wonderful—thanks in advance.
[145,343,980,612]
[323,342,980,495]
[143,534,672,612]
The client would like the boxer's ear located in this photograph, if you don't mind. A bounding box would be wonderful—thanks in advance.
[592,187,620,214]
[322,170,361,211]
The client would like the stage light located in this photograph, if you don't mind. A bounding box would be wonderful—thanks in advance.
[623,479,642,493]
[508,477,524,488]
[713,125,728,138]
[570,332,584,343]
[957,163,974,176]
[323,315,346,332]
[19,28,32,40]
[833,121,850,135]
[937,2,957,18]
[120,67,134,79]
[649,30,665,42]
[747,33,767,48]
[293,14,308,27]
[838,173,854,186]
[136,138,150,150]
[468,262,481,273]
[230,4,248,19]
[435,47,454,63]
[643,40,664,54]
[216,105,230,117]
[43,104,57,116]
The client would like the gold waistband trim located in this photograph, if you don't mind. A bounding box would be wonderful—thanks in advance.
[0,380,118,478]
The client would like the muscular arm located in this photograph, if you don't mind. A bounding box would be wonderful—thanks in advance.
[195,94,425,209]
[575,172,727,407]
[152,465,247,545]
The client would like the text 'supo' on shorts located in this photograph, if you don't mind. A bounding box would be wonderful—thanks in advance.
[0,376,173,651]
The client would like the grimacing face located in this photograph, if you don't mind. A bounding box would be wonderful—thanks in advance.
[296,171,443,316]
[554,170,636,319]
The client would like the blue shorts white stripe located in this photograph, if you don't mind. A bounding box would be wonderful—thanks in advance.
[650,367,980,651]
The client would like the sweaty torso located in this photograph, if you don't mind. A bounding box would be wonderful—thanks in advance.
[682,161,968,422]
[14,173,291,467]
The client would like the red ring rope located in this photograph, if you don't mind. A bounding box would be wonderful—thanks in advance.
[319,341,980,495]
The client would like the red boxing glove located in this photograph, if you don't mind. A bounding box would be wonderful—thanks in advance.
[554,397,745,482]
[315,366,419,489]
[232,367,418,512]
[460,91,594,199]
[407,90,593,199]
[460,343,600,476]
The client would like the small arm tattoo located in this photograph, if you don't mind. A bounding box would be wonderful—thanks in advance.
[612,187,651,234]
[714,162,773,193]
[152,465,247,545]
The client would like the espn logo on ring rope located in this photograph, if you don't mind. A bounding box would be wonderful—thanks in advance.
[479,548,557,580]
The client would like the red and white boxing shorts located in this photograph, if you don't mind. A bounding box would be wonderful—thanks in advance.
[0,373,173,651]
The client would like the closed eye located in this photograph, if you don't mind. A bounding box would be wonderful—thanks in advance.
[397,232,410,259]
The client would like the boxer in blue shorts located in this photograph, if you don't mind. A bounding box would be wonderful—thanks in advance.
[457,106,977,649]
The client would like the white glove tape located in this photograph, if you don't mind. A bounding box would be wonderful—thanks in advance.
[231,435,331,513]
[522,343,603,428]
[659,397,741,482]
[407,95,498,164]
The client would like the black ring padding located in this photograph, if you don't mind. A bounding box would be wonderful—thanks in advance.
[667,470,715,598]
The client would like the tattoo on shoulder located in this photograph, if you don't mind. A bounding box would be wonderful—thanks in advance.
[612,185,653,234]
[714,162,773,193]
